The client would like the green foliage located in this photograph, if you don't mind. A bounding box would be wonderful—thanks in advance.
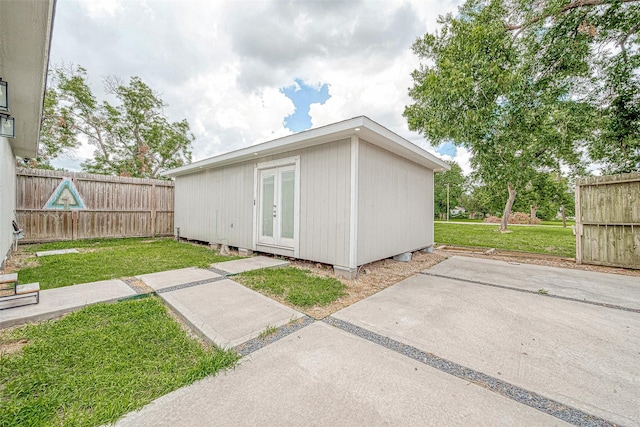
[0,297,238,427]
[234,267,346,307]
[506,0,640,173]
[17,238,239,289]
[258,325,279,338]
[512,171,575,220]
[434,222,575,257]
[406,0,639,227]
[434,161,466,218]
[40,65,193,178]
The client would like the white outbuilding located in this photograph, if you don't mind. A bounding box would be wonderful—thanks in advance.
[164,116,449,278]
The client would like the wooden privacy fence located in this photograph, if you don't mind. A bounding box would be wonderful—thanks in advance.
[575,172,640,269]
[16,168,174,242]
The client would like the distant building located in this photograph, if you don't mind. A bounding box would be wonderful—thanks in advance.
[450,206,467,216]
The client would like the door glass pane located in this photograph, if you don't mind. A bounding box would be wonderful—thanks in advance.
[280,170,295,239]
[262,174,274,237]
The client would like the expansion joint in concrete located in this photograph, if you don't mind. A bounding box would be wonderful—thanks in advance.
[207,267,231,276]
[155,276,227,294]
[234,316,315,356]
[323,316,617,427]
[420,272,640,314]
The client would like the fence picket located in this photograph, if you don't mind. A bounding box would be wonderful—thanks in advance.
[16,168,174,242]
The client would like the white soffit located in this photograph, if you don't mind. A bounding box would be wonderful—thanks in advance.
[0,0,55,158]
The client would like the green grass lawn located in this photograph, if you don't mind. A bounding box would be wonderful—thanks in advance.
[434,222,575,257]
[434,218,576,226]
[233,267,346,307]
[435,218,483,223]
[0,297,238,427]
[16,238,240,290]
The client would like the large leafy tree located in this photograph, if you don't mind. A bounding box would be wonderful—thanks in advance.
[41,65,193,178]
[405,0,637,231]
[505,0,640,174]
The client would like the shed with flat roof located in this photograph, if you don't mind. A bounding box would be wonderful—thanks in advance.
[164,116,449,278]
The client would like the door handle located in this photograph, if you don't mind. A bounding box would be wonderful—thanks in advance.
[273,205,276,218]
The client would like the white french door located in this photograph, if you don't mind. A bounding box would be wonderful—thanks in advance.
[257,164,297,249]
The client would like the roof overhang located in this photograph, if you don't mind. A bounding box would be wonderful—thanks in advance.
[0,0,56,158]
[164,116,450,177]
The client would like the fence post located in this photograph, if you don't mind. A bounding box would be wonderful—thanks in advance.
[151,183,156,237]
[72,210,78,241]
[575,183,582,264]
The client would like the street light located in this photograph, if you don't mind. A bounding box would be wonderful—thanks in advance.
[446,183,450,222]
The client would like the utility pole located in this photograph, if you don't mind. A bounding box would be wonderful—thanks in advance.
[446,183,450,222]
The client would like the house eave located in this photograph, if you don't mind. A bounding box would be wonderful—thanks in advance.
[0,0,56,159]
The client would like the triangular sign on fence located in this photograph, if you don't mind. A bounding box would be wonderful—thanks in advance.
[44,178,85,210]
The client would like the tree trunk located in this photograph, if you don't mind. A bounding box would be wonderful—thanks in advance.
[499,185,517,232]
[530,204,538,223]
[561,204,566,228]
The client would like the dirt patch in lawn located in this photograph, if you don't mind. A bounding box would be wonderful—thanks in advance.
[2,251,39,273]
[0,339,28,356]
[289,251,447,319]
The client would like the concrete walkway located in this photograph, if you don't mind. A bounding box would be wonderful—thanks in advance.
[115,321,565,427]
[156,277,303,348]
[130,259,302,348]
[333,258,640,427]
[116,256,640,427]
[427,256,640,309]
[211,255,289,275]
[0,279,136,328]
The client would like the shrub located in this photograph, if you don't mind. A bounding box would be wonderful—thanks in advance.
[483,212,541,225]
[484,215,501,223]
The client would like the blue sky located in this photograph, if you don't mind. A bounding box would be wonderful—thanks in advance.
[281,79,330,132]
[436,141,457,157]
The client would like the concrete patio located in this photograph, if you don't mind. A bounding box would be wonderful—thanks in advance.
[2,255,638,426]
[116,256,640,426]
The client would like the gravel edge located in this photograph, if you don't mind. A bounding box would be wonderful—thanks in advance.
[234,316,315,356]
[323,316,617,427]
[421,272,640,314]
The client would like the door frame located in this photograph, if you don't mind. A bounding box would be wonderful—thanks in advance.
[252,155,300,257]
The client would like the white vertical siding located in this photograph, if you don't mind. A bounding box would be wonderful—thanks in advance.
[252,139,351,267]
[356,140,433,266]
[174,162,255,248]
[0,138,16,265]
[174,138,352,267]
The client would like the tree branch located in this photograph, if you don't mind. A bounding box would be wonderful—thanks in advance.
[618,20,640,54]
[505,0,638,31]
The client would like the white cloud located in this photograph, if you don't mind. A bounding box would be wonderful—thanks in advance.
[48,0,463,169]
[78,0,124,19]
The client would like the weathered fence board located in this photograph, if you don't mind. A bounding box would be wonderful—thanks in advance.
[16,168,174,242]
[576,172,640,269]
